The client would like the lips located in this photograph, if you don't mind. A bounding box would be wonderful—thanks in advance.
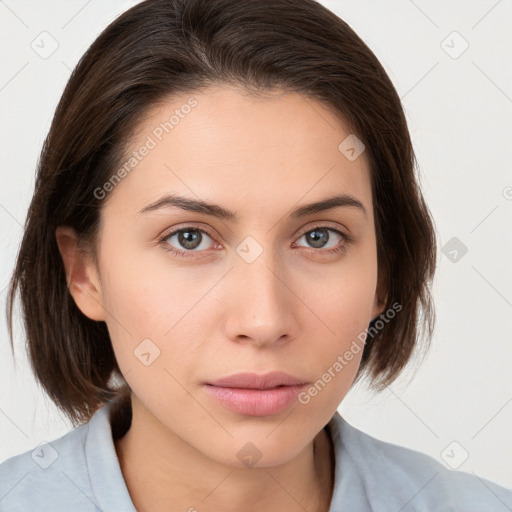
[203,371,308,416]
[206,371,307,389]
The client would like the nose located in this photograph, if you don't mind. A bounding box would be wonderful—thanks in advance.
[223,252,298,349]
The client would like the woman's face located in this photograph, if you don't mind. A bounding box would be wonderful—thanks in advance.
[87,85,384,466]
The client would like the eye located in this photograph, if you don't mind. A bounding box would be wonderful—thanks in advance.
[159,227,218,258]
[293,225,351,255]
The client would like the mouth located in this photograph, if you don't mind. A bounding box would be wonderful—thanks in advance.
[203,371,308,416]
[206,370,307,389]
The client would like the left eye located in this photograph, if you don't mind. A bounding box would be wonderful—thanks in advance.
[294,226,346,250]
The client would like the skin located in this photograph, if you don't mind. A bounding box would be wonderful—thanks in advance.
[56,84,386,512]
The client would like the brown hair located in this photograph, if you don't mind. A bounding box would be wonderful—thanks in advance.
[7,0,436,426]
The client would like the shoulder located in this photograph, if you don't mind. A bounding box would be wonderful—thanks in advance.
[0,419,97,512]
[328,412,512,512]
[0,401,135,512]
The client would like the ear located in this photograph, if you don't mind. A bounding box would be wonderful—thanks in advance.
[55,226,107,322]
[370,294,387,321]
[370,271,388,321]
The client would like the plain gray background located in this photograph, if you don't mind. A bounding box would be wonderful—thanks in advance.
[1,0,511,489]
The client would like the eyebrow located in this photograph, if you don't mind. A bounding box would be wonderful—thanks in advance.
[138,193,367,220]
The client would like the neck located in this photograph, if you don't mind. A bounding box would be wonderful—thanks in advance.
[113,395,334,512]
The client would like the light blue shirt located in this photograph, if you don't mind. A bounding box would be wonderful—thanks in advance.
[1,400,511,511]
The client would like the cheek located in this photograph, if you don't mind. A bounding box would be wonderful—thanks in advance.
[101,269,196,370]
[298,284,372,392]
[98,237,224,394]
[294,246,378,388]
[301,238,379,334]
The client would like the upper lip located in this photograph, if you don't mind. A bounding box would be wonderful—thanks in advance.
[206,371,307,389]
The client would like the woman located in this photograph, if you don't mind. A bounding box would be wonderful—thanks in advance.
[1,0,510,510]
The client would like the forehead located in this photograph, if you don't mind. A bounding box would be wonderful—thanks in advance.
[103,85,373,221]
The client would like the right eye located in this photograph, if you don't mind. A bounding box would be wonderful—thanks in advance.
[159,226,220,258]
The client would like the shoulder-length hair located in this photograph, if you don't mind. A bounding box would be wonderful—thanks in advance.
[7,0,436,426]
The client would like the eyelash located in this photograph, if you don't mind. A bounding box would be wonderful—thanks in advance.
[158,224,352,259]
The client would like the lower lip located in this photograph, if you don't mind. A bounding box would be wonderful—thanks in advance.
[203,384,306,416]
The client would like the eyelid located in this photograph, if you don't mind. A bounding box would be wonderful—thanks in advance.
[295,221,350,239]
[158,222,217,241]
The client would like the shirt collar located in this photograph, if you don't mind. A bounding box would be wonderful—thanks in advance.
[85,400,137,512]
